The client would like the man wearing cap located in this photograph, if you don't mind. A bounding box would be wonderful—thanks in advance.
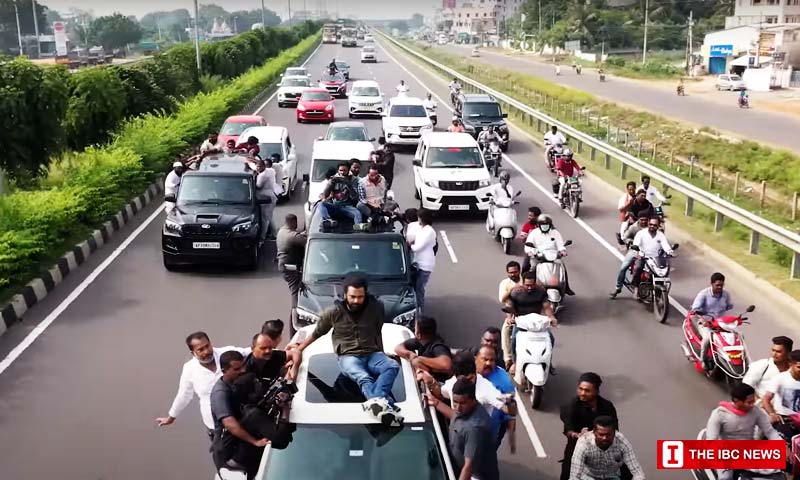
[165,161,185,198]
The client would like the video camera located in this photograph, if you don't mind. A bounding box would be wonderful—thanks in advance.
[254,377,299,419]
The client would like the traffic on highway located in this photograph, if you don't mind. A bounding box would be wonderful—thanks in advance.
[2,28,800,480]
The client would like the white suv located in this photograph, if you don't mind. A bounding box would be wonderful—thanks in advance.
[237,126,299,199]
[381,97,433,147]
[277,75,312,107]
[348,80,384,117]
[215,324,454,480]
[361,45,377,63]
[413,132,492,213]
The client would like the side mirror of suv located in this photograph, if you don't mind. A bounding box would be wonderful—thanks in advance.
[502,113,508,118]
[412,159,421,167]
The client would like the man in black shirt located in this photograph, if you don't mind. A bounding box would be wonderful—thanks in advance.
[235,320,300,403]
[507,272,557,371]
[626,189,654,222]
[395,315,452,382]
[559,372,619,480]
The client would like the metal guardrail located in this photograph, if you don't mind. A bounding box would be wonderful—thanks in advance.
[376,30,800,279]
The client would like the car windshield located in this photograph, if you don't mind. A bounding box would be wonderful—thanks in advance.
[311,159,368,182]
[283,78,310,87]
[302,92,332,101]
[426,147,483,168]
[729,75,742,81]
[463,102,502,118]
[326,126,369,141]
[177,176,252,205]
[287,69,306,76]
[363,47,375,52]
[305,238,407,280]
[352,86,379,96]
[389,105,427,117]
[220,121,256,136]
[322,73,345,82]
[258,142,284,160]
[262,424,447,480]
[335,62,348,69]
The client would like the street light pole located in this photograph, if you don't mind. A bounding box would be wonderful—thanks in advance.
[261,0,267,28]
[31,0,41,58]
[13,0,23,56]
[642,0,649,64]
[288,0,292,26]
[192,0,202,73]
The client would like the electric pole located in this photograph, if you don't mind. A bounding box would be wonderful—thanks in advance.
[261,0,267,28]
[288,0,292,26]
[642,0,649,64]
[13,0,23,56]
[193,0,202,73]
[686,10,694,75]
[32,0,41,58]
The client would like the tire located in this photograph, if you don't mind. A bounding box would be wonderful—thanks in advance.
[349,113,354,118]
[501,143,509,153]
[530,385,543,409]
[163,255,177,271]
[569,193,580,218]
[502,237,511,255]
[654,286,669,323]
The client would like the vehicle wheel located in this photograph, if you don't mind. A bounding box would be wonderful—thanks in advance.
[349,113,354,118]
[296,118,302,123]
[569,194,580,218]
[163,255,177,271]
[654,287,669,323]
[530,385,543,409]
[502,237,511,255]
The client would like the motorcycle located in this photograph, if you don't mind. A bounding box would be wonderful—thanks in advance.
[524,239,573,313]
[486,190,521,254]
[599,72,606,82]
[559,172,585,218]
[677,85,686,96]
[681,305,755,384]
[504,308,554,409]
[450,88,461,107]
[544,143,564,173]
[691,428,787,480]
[482,140,502,177]
[623,244,678,323]
[739,95,750,109]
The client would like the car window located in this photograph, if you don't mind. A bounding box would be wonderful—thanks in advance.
[287,68,306,76]
[720,75,729,81]
[302,92,333,101]
[311,159,368,181]
[363,47,375,52]
[177,176,252,204]
[326,127,369,142]
[220,121,254,136]
[352,86,380,96]
[730,75,742,81]
[305,238,407,280]
[335,62,348,69]
[389,105,427,117]
[258,142,284,161]
[462,102,502,118]
[425,147,483,168]
[262,424,447,480]
[322,73,345,82]
[283,78,310,87]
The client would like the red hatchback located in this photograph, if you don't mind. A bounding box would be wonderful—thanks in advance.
[218,115,267,144]
[296,88,334,123]
[319,72,348,98]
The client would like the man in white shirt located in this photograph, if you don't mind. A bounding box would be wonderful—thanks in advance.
[164,161,184,197]
[422,93,438,125]
[409,208,437,313]
[543,125,566,166]
[255,158,278,240]
[404,208,420,243]
[610,216,673,297]
[155,332,249,438]
[744,336,793,399]
[396,80,410,96]
[638,175,668,208]
[268,153,286,197]
[763,349,800,438]
[200,132,224,155]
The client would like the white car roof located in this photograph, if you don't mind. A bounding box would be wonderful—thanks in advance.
[422,132,480,148]
[388,96,424,106]
[312,140,374,160]
[351,80,379,88]
[289,324,426,425]
[238,126,287,143]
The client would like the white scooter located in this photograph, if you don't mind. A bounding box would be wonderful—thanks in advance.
[504,308,553,410]
[486,190,521,254]
[524,239,573,313]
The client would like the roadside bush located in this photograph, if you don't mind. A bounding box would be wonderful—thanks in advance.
[115,65,175,118]
[605,56,626,67]
[64,68,128,150]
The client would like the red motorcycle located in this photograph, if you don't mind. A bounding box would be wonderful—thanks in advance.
[681,305,755,385]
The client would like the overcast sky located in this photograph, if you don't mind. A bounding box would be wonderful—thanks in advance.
[37,0,434,20]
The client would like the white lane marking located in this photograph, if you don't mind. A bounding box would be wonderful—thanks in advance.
[515,391,547,458]
[438,230,459,264]
[0,42,330,376]
[255,41,323,114]
[380,35,690,318]
[0,207,164,375]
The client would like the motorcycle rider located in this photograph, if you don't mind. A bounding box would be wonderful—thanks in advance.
[692,272,735,372]
[609,216,673,298]
[620,212,650,248]
[744,336,793,400]
[598,67,606,81]
[676,78,685,96]
[543,125,567,168]
[625,190,655,236]
[638,175,668,208]
[449,78,462,104]
[328,59,338,75]
[423,93,438,126]
[478,126,501,148]
[553,149,583,207]
[739,88,749,107]
[555,64,561,76]
[448,117,466,133]
[396,80,410,96]
[762,349,800,439]
[523,215,574,296]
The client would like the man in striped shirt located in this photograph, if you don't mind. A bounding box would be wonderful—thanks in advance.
[570,416,645,480]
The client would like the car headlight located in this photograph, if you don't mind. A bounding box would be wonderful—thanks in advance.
[296,308,320,325]
[325,103,334,111]
[392,310,416,325]
[278,92,285,99]
[232,220,255,233]
[424,179,439,188]
[164,219,183,235]
[479,179,491,187]
[297,103,307,111]
[422,124,433,130]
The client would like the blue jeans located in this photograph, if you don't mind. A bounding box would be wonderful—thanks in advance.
[319,202,363,224]
[415,269,432,313]
[615,252,638,289]
[338,352,399,404]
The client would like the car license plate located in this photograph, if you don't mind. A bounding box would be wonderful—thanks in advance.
[193,242,220,249]
[448,205,469,211]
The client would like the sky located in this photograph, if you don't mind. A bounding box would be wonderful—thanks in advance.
[37,0,434,20]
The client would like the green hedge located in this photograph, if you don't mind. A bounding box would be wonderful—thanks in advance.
[0,32,321,294]
[0,21,321,181]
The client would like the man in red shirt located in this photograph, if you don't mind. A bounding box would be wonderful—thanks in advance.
[519,206,541,240]
[553,149,583,205]
[235,136,260,157]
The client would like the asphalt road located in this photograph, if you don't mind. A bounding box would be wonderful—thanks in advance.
[437,43,800,155]
[0,38,797,480]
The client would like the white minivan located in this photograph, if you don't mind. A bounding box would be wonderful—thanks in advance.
[348,80,384,117]
[412,132,492,213]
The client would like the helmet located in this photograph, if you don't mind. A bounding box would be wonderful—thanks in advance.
[563,148,573,158]
[498,170,510,183]
[537,214,553,226]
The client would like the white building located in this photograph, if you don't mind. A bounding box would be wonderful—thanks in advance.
[451,0,501,36]
[726,0,800,29]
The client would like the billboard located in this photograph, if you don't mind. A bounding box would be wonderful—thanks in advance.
[709,44,733,57]
[53,21,68,56]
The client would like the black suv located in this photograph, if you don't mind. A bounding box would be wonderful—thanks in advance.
[289,204,418,334]
[161,171,269,270]
[456,93,510,151]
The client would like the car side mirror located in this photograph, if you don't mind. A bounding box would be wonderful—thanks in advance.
[412,159,421,167]
[564,240,573,247]
[486,192,493,197]
[302,174,310,184]
[502,113,508,118]
[672,243,680,251]
[165,194,177,203]
[515,191,522,197]
[630,245,640,251]
[283,264,298,272]
[524,242,535,248]
[369,137,376,142]
[317,136,324,141]
[258,197,272,205]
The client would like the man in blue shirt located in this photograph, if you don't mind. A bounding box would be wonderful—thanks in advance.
[475,345,516,453]
[692,272,734,371]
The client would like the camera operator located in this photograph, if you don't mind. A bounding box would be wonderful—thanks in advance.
[234,320,301,403]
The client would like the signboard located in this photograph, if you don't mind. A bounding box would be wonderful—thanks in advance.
[564,40,581,52]
[709,44,733,57]
[53,21,68,56]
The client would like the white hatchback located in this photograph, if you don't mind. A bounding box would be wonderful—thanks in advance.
[716,74,746,91]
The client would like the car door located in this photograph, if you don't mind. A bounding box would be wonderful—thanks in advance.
[413,142,426,189]
[284,134,298,189]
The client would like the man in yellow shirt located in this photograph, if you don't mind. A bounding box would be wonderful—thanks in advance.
[499,261,522,371]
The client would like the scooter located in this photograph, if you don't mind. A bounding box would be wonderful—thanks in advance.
[483,140,502,177]
[691,428,786,480]
[622,244,678,323]
[486,190,521,254]
[504,308,553,410]
[739,95,750,109]
[524,239,573,313]
[681,305,755,385]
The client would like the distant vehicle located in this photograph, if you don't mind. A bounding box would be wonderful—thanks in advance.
[438,33,447,45]
[348,80,384,117]
[322,23,337,43]
[297,88,335,123]
[341,27,358,47]
[218,115,267,145]
[277,75,312,107]
[282,66,310,78]
[361,45,377,63]
[237,126,299,199]
[364,34,374,43]
[455,93,510,151]
[319,121,374,143]
[716,74,746,91]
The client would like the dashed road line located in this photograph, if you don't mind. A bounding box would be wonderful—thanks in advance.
[438,230,459,264]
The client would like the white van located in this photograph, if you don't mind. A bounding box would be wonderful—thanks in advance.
[303,140,374,224]
[412,132,492,213]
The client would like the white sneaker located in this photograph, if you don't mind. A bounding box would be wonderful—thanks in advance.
[363,397,389,417]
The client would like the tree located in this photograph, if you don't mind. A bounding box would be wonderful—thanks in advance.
[229,9,280,32]
[0,0,48,55]
[90,13,143,50]
[198,3,229,30]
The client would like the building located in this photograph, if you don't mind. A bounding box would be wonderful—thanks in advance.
[726,0,800,29]
[451,0,501,36]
